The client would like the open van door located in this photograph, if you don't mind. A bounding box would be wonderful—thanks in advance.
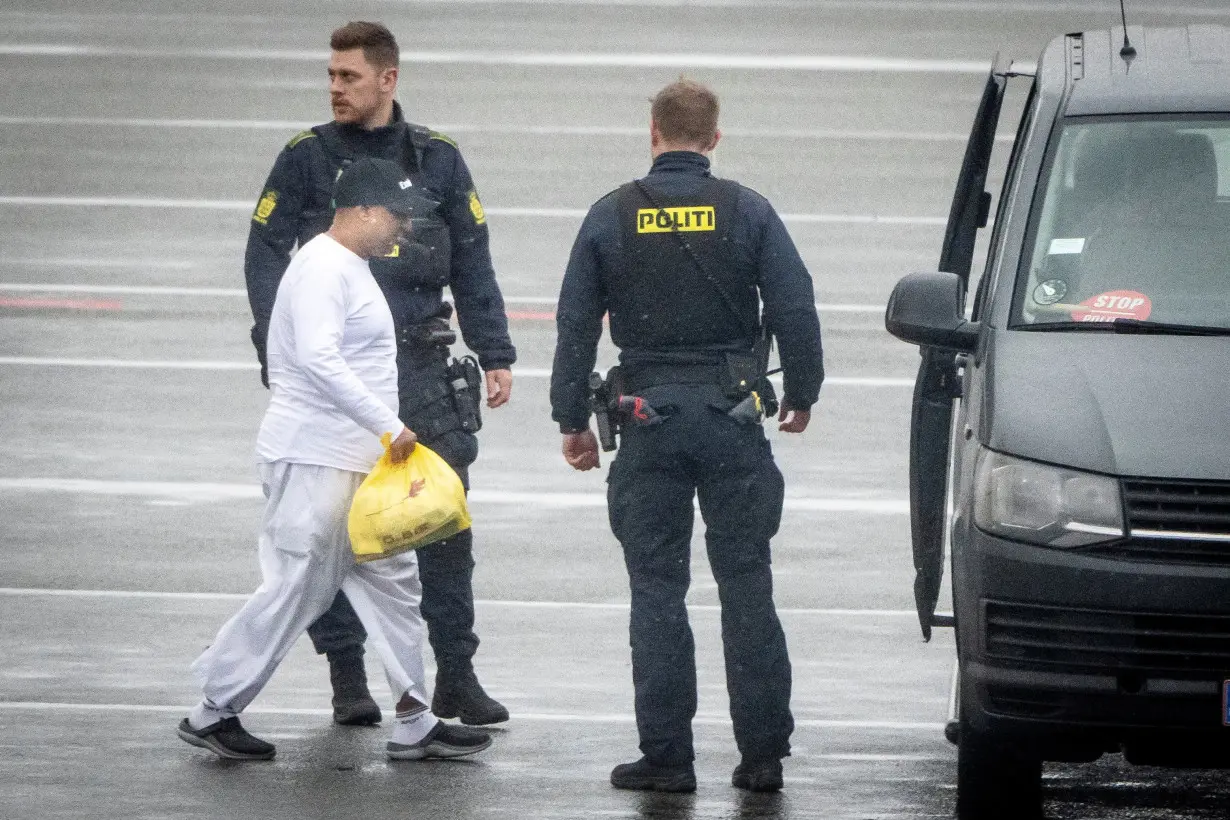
[910,65,1006,640]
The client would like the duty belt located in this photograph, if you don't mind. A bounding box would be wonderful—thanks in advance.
[622,362,725,392]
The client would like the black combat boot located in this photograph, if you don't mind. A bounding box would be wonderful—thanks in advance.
[328,649,382,726]
[610,757,697,792]
[732,758,784,792]
[431,668,509,726]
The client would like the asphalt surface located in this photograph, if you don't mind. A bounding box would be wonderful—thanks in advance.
[2,2,1230,818]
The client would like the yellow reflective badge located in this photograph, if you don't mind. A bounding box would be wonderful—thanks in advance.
[469,190,486,225]
[636,206,715,233]
[385,244,400,258]
[253,190,278,225]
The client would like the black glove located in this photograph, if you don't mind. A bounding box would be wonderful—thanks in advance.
[250,324,269,389]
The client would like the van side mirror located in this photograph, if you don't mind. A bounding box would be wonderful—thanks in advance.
[885,271,980,352]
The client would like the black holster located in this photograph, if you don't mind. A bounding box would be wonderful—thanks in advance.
[589,366,624,451]
[720,334,779,420]
[447,355,483,433]
[397,302,457,352]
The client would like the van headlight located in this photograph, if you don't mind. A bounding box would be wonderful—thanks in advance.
[973,449,1124,547]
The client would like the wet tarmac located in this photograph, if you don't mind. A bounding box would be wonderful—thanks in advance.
[2,1,1230,817]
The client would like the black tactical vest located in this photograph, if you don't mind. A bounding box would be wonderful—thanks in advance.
[308,121,452,288]
[610,177,757,351]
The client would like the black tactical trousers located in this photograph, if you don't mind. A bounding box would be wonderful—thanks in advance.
[607,382,793,767]
[307,354,481,678]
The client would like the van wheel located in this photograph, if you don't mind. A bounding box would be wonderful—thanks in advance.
[955,722,1043,819]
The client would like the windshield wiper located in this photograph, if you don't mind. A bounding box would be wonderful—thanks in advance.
[1109,319,1230,336]
[1022,319,1230,336]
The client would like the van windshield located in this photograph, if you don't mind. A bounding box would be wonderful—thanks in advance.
[1015,116,1230,329]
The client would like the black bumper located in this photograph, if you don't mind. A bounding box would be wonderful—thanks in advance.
[956,527,1230,760]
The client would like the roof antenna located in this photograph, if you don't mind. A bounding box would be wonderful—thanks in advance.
[1118,0,1137,62]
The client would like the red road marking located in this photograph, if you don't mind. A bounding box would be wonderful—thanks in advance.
[507,309,557,321]
[0,297,123,310]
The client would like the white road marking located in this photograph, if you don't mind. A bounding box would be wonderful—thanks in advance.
[0,115,1010,143]
[0,284,249,297]
[0,257,195,269]
[260,0,1224,14]
[0,195,249,210]
[0,478,909,514]
[0,0,1221,14]
[0,283,887,314]
[0,700,945,730]
[0,477,264,500]
[784,213,944,226]
[816,753,948,762]
[0,196,945,226]
[0,356,259,370]
[0,358,913,386]
[0,586,935,618]
[0,44,990,73]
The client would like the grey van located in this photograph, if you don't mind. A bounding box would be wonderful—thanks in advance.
[885,24,1230,819]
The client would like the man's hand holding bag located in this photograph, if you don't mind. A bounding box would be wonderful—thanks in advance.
[348,432,472,562]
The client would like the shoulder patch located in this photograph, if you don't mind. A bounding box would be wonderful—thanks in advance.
[468,189,486,225]
[252,189,278,225]
[428,130,458,149]
[286,130,317,149]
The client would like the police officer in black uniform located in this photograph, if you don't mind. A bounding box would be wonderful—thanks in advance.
[550,79,824,793]
[244,21,514,727]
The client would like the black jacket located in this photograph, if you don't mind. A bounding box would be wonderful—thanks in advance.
[244,102,516,373]
[550,151,824,431]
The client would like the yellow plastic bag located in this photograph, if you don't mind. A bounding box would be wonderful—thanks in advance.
[348,434,472,563]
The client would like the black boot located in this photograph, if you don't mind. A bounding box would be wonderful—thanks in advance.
[328,649,382,726]
[732,758,784,792]
[610,757,697,792]
[431,669,509,726]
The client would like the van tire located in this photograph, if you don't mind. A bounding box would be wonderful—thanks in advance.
[955,721,1042,819]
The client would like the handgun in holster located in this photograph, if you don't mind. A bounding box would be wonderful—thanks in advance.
[588,366,624,451]
[399,302,458,351]
[447,354,483,433]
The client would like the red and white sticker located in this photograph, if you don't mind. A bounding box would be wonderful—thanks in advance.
[1070,290,1152,323]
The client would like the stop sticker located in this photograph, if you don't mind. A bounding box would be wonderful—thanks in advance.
[1070,290,1152,323]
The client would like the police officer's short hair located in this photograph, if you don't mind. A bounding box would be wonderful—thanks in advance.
[330,21,400,70]
[651,79,719,147]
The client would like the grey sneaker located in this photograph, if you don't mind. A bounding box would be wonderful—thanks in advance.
[177,717,275,761]
[386,721,492,760]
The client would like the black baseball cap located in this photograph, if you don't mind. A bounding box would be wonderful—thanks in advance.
[332,157,432,217]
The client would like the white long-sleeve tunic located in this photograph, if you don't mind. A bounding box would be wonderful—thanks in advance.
[256,234,405,473]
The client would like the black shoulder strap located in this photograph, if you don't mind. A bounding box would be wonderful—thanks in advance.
[403,122,431,173]
[631,178,759,340]
[310,122,353,166]
[311,121,428,176]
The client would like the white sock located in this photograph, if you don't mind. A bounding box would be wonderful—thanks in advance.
[188,701,233,730]
[390,705,439,746]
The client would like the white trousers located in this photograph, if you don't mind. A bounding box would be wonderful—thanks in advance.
[191,461,430,718]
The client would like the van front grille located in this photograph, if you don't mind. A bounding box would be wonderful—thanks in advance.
[1092,479,1230,565]
[1093,539,1230,566]
[1124,479,1230,536]
[984,600,1230,676]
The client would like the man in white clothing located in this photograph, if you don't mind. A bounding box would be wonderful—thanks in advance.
[178,157,491,761]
